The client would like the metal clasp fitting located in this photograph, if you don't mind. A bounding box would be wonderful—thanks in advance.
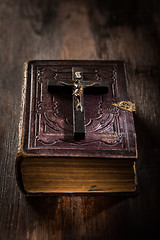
[112,101,136,112]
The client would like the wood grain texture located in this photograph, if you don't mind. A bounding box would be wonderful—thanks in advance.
[0,0,160,239]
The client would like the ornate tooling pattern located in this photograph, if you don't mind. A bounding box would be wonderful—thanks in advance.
[28,65,124,150]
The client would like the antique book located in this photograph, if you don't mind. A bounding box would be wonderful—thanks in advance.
[16,60,137,194]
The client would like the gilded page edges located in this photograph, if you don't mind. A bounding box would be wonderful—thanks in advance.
[17,61,28,153]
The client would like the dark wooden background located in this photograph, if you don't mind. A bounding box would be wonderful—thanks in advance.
[0,0,160,239]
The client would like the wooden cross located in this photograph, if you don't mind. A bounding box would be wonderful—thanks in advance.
[48,67,108,140]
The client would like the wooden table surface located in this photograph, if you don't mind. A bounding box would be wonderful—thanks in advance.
[0,0,160,239]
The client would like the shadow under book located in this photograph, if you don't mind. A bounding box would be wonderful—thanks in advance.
[16,60,138,194]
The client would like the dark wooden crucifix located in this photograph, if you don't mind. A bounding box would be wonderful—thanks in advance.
[48,67,108,140]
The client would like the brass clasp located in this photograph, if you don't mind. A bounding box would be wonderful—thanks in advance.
[112,101,136,112]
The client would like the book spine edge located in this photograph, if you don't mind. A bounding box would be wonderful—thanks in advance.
[15,61,28,194]
[17,62,28,152]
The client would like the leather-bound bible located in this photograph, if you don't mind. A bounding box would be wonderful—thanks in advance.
[16,60,137,195]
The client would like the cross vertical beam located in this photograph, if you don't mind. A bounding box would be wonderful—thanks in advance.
[72,67,85,139]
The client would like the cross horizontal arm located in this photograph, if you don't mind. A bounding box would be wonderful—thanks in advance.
[83,81,108,94]
[48,79,73,88]
[82,81,108,89]
[48,80,73,93]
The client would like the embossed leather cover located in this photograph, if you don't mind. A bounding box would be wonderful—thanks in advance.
[19,60,137,158]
